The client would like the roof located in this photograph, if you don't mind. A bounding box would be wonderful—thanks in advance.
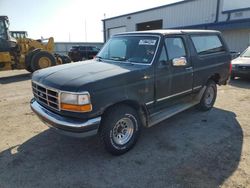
[103,0,195,21]
[114,29,220,36]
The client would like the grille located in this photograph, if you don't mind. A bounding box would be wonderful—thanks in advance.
[238,66,250,71]
[32,82,60,111]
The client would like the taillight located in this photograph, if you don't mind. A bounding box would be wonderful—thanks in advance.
[229,62,232,74]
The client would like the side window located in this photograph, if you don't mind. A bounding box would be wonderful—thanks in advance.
[165,37,186,60]
[191,35,225,55]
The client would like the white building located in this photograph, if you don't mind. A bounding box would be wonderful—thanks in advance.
[103,0,250,52]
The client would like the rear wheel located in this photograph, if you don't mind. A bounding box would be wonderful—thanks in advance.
[198,80,217,111]
[31,51,56,71]
[100,105,141,155]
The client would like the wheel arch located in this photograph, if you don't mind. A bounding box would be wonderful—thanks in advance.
[99,99,149,131]
[208,73,220,84]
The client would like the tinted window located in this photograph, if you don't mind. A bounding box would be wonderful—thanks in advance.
[80,46,86,51]
[165,37,186,60]
[0,20,6,39]
[191,35,224,55]
[71,46,79,50]
[92,47,100,52]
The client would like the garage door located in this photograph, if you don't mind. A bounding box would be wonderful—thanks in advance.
[108,26,126,38]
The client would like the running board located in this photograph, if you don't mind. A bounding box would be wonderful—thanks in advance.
[147,86,206,127]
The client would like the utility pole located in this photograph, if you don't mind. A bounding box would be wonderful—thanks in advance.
[84,19,87,42]
[68,32,71,42]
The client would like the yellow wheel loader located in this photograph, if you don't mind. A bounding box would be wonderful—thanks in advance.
[0,16,71,73]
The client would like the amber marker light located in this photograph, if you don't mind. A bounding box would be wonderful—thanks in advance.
[60,92,92,112]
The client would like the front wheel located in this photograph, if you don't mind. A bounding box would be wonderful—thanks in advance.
[198,80,217,111]
[100,105,141,155]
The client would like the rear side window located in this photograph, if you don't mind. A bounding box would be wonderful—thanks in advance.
[191,35,225,55]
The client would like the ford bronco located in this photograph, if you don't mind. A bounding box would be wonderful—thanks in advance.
[30,30,231,155]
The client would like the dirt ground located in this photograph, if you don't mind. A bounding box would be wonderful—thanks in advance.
[0,70,249,188]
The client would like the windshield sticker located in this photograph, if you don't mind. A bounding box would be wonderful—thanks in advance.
[139,39,157,45]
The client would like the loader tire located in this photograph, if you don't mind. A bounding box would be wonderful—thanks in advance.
[25,50,40,73]
[31,51,56,71]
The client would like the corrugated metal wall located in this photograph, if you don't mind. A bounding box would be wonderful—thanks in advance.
[222,29,250,52]
[104,0,250,52]
[104,0,218,39]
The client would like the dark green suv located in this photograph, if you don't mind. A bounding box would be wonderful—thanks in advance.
[30,30,231,155]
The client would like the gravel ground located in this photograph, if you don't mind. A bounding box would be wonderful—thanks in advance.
[0,70,249,188]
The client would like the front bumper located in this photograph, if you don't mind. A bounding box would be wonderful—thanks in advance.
[30,99,101,138]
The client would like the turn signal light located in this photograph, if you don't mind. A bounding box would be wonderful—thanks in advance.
[61,103,92,112]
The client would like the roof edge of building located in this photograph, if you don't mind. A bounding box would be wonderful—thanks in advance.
[102,0,195,22]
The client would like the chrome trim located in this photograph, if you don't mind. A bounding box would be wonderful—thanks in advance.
[30,99,101,138]
[32,81,60,111]
[146,101,154,106]
[157,89,192,102]
[146,86,202,105]
[193,85,202,90]
[32,81,92,112]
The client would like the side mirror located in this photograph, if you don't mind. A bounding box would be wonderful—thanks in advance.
[172,57,187,67]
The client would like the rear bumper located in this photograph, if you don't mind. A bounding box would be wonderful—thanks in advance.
[30,99,101,138]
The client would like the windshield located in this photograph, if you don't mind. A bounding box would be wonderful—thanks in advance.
[241,47,250,57]
[0,19,7,40]
[97,35,159,64]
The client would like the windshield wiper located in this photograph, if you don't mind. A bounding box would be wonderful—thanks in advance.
[95,56,103,62]
[110,56,127,61]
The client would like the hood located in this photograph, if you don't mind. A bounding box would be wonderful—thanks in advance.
[32,59,143,92]
[232,57,250,65]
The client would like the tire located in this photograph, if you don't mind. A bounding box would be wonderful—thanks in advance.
[25,50,40,72]
[61,55,71,64]
[31,51,56,71]
[198,80,217,111]
[100,105,141,155]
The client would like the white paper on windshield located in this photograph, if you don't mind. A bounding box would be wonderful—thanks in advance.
[139,40,157,45]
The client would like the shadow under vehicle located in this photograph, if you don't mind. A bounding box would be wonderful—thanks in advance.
[0,107,243,187]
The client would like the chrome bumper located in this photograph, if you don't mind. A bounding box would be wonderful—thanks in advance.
[30,99,101,138]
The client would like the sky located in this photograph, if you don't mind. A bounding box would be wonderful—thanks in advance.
[0,0,181,42]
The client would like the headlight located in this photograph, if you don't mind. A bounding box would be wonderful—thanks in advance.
[60,92,92,112]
